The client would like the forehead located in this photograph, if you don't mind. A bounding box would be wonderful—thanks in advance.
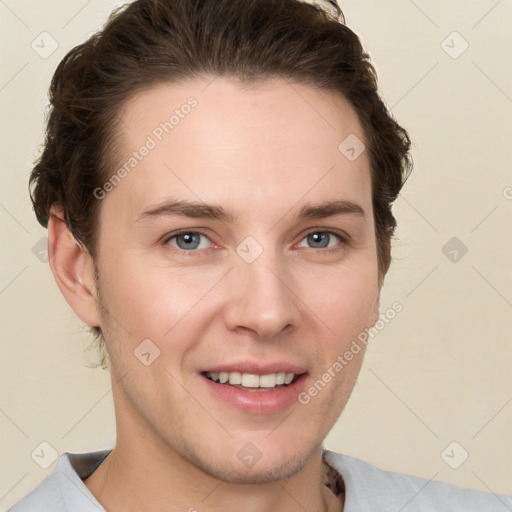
[105,77,371,222]
[118,77,366,148]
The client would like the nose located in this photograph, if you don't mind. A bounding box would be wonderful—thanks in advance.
[223,250,301,339]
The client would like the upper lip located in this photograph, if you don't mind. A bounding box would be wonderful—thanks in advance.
[201,361,308,375]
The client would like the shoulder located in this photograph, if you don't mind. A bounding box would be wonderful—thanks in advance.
[6,469,64,512]
[323,449,512,511]
[6,450,109,512]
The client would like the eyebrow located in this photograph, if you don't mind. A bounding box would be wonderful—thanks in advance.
[135,198,366,224]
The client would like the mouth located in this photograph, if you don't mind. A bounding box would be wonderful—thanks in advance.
[202,371,301,391]
[199,368,309,414]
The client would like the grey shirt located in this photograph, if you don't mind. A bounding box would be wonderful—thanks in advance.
[7,448,512,511]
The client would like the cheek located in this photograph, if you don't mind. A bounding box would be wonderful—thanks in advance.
[97,252,226,342]
[97,234,378,346]
[303,265,378,335]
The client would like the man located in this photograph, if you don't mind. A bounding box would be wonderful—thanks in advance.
[8,0,512,510]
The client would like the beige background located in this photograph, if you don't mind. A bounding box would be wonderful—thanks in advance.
[1,0,511,507]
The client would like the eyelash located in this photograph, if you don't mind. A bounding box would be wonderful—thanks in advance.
[162,228,348,257]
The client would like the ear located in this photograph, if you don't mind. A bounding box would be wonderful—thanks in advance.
[47,207,101,328]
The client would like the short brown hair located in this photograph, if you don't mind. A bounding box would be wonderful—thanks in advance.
[29,0,413,367]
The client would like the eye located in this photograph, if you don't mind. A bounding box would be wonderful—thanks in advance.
[297,230,345,251]
[164,231,213,253]
[162,229,346,255]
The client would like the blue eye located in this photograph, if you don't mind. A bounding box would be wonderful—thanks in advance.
[163,229,346,256]
[166,231,212,252]
[298,231,344,250]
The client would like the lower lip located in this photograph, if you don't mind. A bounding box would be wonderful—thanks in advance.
[200,373,309,414]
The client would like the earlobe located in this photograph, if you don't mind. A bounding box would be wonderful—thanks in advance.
[47,207,101,328]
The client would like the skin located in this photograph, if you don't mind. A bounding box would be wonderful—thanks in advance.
[48,76,381,512]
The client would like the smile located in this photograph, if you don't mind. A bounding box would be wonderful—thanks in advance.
[203,371,298,390]
[200,370,309,414]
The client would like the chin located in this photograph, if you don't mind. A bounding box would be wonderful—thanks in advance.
[219,455,307,484]
[187,442,312,484]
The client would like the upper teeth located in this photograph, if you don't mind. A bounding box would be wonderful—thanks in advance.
[205,371,296,388]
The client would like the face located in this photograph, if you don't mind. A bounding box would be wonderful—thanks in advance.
[92,77,380,483]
